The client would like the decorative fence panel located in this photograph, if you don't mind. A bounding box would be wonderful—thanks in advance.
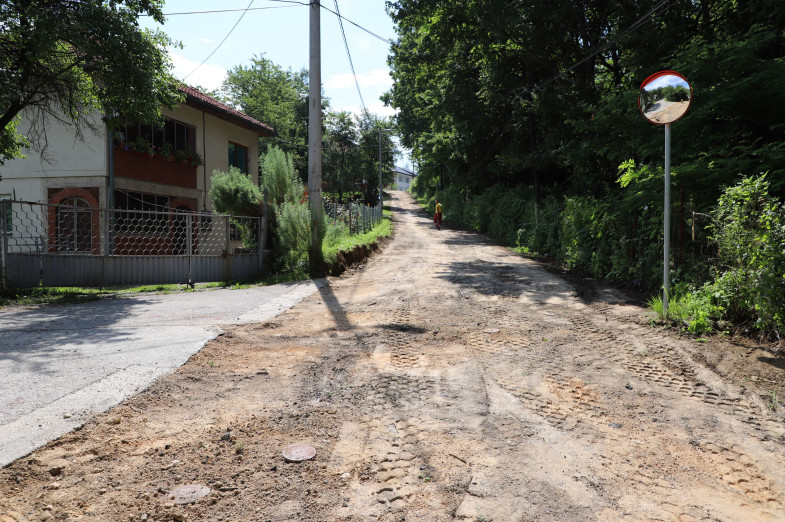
[0,200,266,288]
[323,201,383,235]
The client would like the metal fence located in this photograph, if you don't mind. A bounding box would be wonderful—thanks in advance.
[323,201,383,235]
[0,199,266,287]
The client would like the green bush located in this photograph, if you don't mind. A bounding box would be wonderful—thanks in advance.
[261,146,300,207]
[707,174,785,334]
[260,146,312,271]
[208,166,262,216]
[275,200,311,271]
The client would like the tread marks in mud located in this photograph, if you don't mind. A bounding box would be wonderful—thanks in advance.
[493,373,605,430]
[567,313,784,440]
[697,442,781,505]
[379,301,426,370]
[465,329,531,358]
[347,374,446,516]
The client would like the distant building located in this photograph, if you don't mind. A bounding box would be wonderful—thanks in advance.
[394,166,416,191]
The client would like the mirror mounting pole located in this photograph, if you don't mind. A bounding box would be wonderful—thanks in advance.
[663,123,671,318]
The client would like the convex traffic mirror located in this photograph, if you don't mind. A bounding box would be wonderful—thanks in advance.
[638,70,692,125]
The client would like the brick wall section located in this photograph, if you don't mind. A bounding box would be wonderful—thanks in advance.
[47,187,101,255]
[114,147,197,189]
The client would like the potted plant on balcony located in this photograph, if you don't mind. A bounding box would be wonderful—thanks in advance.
[159,142,175,161]
[131,136,154,156]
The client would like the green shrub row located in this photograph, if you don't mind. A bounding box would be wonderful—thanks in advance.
[413,171,785,336]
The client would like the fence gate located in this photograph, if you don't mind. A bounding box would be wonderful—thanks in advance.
[0,200,266,288]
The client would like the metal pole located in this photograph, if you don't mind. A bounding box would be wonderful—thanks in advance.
[187,214,193,286]
[260,190,269,276]
[378,127,383,207]
[308,0,324,274]
[107,122,115,255]
[0,201,7,286]
[663,123,671,317]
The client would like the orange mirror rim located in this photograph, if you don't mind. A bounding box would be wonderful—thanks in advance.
[638,70,692,125]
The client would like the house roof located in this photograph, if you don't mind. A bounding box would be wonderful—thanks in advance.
[179,86,275,137]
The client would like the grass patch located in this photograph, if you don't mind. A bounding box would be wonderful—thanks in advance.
[648,285,719,335]
[0,286,109,307]
[323,216,393,267]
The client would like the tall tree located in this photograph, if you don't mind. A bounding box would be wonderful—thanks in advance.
[0,0,182,164]
[221,55,311,181]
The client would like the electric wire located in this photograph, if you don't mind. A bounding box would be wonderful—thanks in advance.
[182,0,256,81]
[534,0,677,92]
[146,1,395,47]
[332,0,367,115]
[317,3,395,46]
[153,4,304,16]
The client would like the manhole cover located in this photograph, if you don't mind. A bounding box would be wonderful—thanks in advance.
[282,444,316,462]
[168,484,211,504]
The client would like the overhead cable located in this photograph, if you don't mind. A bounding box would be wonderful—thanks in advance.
[332,0,367,114]
[183,0,256,81]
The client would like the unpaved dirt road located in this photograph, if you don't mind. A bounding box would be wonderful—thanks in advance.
[2,191,785,521]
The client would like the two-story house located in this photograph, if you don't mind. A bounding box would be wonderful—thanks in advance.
[0,86,273,255]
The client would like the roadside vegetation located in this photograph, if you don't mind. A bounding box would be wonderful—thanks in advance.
[389,1,785,339]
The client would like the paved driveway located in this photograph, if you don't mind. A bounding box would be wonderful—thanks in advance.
[0,279,325,467]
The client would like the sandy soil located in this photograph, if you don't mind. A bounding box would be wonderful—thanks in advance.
[2,191,785,521]
[644,100,690,124]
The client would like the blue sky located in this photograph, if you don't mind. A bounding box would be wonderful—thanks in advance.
[140,0,397,118]
[644,74,690,92]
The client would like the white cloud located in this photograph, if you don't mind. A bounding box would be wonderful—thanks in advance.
[168,49,227,91]
[325,69,392,90]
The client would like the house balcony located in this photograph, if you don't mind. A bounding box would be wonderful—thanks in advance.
[113,146,198,189]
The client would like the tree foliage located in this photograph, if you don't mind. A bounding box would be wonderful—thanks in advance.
[388,0,785,333]
[387,0,785,201]
[322,111,398,204]
[0,0,182,164]
[221,55,310,180]
[208,167,263,217]
[260,146,310,271]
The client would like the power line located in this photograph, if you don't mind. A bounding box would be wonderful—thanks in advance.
[183,0,256,81]
[317,3,395,46]
[144,1,395,47]
[332,0,367,114]
[534,0,677,92]
[150,3,305,16]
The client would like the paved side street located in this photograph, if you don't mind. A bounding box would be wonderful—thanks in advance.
[0,280,324,468]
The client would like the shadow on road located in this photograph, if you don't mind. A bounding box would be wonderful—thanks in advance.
[0,297,153,374]
[436,259,575,301]
[318,283,355,331]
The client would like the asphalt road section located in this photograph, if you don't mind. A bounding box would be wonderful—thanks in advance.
[0,279,325,468]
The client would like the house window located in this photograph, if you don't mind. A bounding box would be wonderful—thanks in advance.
[118,117,196,152]
[114,190,169,235]
[57,197,93,252]
[228,142,248,174]
[0,195,11,233]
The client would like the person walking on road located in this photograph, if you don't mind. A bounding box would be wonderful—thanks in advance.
[434,200,443,230]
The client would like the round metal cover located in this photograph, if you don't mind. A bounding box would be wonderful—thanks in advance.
[168,484,211,504]
[282,444,316,462]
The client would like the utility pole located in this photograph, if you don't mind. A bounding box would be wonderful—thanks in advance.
[308,0,324,274]
[378,127,383,207]
[378,127,394,208]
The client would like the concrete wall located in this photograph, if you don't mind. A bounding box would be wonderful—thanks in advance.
[162,104,261,213]
[0,103,262,214]
[0,110,108,206]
